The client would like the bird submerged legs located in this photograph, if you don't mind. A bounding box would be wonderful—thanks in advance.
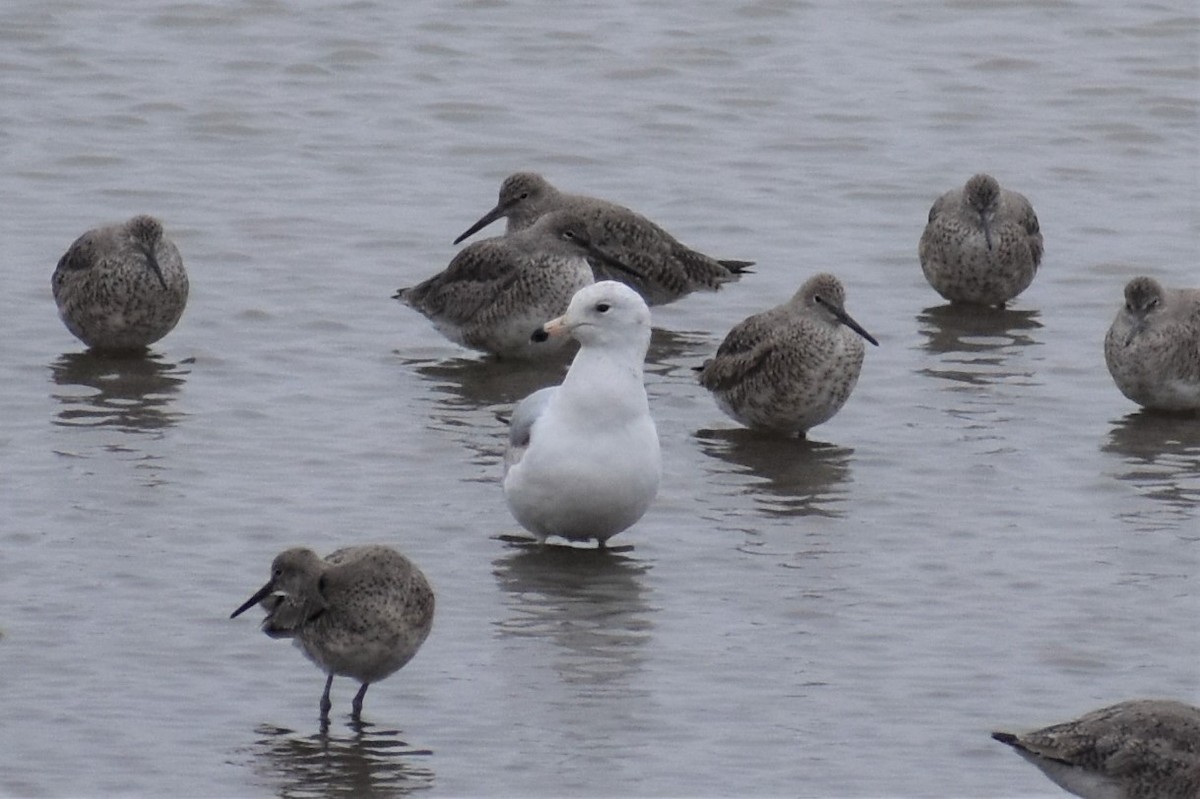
[352,683,370,719]
[320,673,334,721]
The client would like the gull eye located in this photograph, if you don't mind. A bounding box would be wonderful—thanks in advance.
[595,302,611,313]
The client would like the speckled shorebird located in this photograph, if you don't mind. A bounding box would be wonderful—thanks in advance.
[918,173,1043,306]
[696,273,878,437]
[52,215,189,351]
[993,699,1200,799]
[504,281,661,547]
[395,210,640,359]
[231,545,435,722]
[1104,276,1200,412]
[452,172,753,306]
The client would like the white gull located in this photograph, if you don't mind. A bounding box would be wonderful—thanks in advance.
[502,281,662,547]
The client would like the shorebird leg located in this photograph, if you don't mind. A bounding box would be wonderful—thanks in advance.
[352,683,370,719]
[320,673,334,720]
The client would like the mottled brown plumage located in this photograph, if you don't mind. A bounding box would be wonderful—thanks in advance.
[1104,276,1200,412]
[453,172,752,306]
[231,545,435,722]
[52,215,189,351]
[396,210,637,359]
[697,273,877,436]
[993,700,1200,798]
[919,173,1042,306]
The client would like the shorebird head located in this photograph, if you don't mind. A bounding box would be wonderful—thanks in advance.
[453,172,554,245]
[964,174,1001,251]
[1121,275,1165,345]
[127,215,169,290]
[529,210,643,282]
[799,273,879,347]
[231,548,329,635]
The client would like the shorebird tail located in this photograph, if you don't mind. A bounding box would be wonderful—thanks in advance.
[718,259,755,274]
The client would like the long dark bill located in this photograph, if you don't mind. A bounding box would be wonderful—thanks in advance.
[584,242,644,282]
[452,202,509,245]
[980,214,994,251]
[231,580,275,619]
[140,244,169,290]
[834,308,879,347]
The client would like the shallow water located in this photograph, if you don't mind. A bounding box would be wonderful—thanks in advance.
[1,1,1198,797]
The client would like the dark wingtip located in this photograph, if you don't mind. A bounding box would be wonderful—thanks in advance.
[991,731,1019,746]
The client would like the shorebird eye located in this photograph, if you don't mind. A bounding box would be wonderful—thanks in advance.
[595,303,611,313]
[273,568,282,578]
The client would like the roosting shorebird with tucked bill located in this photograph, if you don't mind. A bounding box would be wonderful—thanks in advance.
[453,171,753,306]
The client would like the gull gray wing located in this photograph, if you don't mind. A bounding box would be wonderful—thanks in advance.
[508,386,556,449]
[504,386,557,474]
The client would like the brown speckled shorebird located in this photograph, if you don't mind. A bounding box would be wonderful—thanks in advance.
[395,210,640,359]
[52,215,189,351]
[1105,276,1200,412]
[231,545,435,722]
[452,172,752,306]
[919,173,1043,306]
[696,273,878,437]
[993,699,1200,799]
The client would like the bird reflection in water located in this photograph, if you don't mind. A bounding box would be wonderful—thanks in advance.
[399,326,708,469]
[1103,410,1200,527]
[400,327,708,413]
[492,545,652,687]
[399,354,568,471]
[49,350,189,433]
[645,326,713,372]
[401,353,568,413]
[916,303,1042,386]
[695,428,853,519]
[244,721,434,799]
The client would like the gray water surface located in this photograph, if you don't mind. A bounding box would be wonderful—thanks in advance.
[2,2,1198,797]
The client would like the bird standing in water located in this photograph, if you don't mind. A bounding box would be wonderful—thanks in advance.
[453,171,752,306]
[1104,275,1200,412]
[503,281,661,547]
[52,214,189,351]
[697,272,877,437]
[919,173,1042,306]
[993,699,1200,799]
[231,545,434,722]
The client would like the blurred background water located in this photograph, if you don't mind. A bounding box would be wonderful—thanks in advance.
[1,1,1197,796]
